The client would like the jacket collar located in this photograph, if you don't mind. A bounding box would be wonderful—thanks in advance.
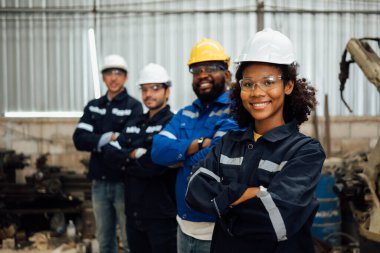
[193,91,230,110]
[99,88,128,106]
[241,120,298,143]
[147,105,172,123]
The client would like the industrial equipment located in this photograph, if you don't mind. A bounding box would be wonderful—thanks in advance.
[0,152,93,248]
[333,37,380,252]
[0,149,29,183]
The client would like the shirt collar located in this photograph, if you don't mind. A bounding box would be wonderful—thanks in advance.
[110,88,128,102]
[147,105,171,122]
[99,88,127,105]
[241,120,297,143]
[193,91,230,110]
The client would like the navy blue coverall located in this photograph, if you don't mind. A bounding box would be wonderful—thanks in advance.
[102,105,177,253]
[186,120,326,253]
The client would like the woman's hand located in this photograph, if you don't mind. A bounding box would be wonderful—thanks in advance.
[231,187,259,206]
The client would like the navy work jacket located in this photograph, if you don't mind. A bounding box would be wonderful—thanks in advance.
[186,120,326,252]
[72,89,143,181]
[102,105,176,219]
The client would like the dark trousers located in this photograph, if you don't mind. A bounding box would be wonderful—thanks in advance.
[126,216,177,253]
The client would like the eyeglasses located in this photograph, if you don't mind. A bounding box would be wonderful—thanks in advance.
[103,69,126,77]
[239,75,282,92]
[140,84,165,92]
[189,64,225,76]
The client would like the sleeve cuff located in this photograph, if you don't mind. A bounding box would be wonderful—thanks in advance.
[214,183,247,215]
[256,185,268,198]
[177,139,193,161]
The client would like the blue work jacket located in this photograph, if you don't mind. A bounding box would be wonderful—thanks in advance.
[152,91,239,222]
[73,89,143,181]
[186,120,326,252]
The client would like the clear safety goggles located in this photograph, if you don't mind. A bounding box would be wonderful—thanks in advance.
[140,83,165,92]
[189,64,226,76]
[103,69,126,77]
[239,75,282,92]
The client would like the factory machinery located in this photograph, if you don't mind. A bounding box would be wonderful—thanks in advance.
[316,37,380,253]
[0,150,93,248]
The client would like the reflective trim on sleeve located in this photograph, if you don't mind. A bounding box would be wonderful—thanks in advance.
[159,130,177,140]
[77,122,94,132]
[89,106,106,115]
[146,125,162,133]
[258,160,287,173]
[213,131,227,138]
[257,186,287,241]
[212,198,222,217]
[183,110,199,119]
[188,167,221,185]
[112,108,132,116]
[125,126,140,134]
[109,141,122,150]
[209,107,230,117]
[220,154,243,166]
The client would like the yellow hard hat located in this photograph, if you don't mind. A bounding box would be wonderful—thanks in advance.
[187,38,230,67]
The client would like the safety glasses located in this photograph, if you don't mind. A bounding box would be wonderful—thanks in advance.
[239,75,282,92]
[103,69,126,77]
[189,64,226,76]
[140,84,165,92]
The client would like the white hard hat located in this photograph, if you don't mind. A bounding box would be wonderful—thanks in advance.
[137,63,171,86]
[235,28,295,65]
[101,54,128,72]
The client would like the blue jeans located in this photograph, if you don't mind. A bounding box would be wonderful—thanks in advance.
[92,180,128,253]
[177,226,211,253]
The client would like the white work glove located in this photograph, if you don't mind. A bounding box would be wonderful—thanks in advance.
[134,148,147,159]
[109,141,122,150]
[97,132,113,151]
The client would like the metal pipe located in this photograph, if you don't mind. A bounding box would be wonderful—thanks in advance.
[256,0,265,31]
[324,94,331,157]
[312,110,319,141]
[1,7,379,15]
[88,28,101,99]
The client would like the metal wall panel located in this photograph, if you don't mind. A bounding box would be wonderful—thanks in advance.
[1,0,379,116]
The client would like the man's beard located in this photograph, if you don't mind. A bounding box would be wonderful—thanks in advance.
[193,78,226,104]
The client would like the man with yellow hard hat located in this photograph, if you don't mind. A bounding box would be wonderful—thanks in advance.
[152,39,239,253]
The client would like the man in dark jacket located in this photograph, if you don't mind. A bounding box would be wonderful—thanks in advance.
[73,54,143,253]
[102,63,177,253]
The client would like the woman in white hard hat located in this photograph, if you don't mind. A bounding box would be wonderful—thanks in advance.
[185,28,326,252]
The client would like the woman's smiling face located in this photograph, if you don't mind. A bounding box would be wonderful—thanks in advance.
[240,62,294,134]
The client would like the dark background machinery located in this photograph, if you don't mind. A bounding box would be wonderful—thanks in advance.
[0,150,93,248]
[320,37,380,253]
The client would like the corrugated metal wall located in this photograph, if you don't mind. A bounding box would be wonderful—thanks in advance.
[1,0,379,116]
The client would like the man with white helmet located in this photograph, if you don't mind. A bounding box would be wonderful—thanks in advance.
[73,54,143,253]
[186,28,325,252]
[102,63,176,253]
[151,39,239,253]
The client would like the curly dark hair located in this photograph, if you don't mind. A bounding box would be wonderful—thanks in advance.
[230,62,317,129]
